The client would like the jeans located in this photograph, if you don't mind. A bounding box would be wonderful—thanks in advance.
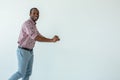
[9,47,34,80]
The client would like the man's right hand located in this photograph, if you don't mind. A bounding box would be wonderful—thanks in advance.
[52,35,60,42]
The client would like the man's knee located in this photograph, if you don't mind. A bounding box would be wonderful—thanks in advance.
[18,71,26,77]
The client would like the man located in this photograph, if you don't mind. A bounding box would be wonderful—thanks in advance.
[9,8,60,80]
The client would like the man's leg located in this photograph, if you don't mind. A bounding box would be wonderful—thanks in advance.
[22,51,34,80]
[9,48,31,80]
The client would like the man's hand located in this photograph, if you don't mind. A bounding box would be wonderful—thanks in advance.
[52,35,60,42]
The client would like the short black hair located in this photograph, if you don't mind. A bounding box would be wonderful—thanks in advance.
[30,8,39,14]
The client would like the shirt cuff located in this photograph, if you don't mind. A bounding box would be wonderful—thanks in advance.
[31,33,38,40]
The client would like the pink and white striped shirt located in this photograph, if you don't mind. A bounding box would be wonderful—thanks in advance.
[18,18,42,49]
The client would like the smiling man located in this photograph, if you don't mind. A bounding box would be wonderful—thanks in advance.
[9,8,60,80]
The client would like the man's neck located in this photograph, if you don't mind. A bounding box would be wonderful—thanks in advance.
[30,18,36,25]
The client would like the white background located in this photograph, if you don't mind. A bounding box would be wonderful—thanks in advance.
[0,0,120,80]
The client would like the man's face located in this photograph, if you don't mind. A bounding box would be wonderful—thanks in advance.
[30,9,39,22]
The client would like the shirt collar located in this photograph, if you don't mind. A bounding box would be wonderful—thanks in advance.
[29,18,36,25]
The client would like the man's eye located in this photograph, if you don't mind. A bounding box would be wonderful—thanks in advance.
[33,13,39,15]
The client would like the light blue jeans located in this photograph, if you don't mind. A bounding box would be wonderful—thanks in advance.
[9,47,34,80]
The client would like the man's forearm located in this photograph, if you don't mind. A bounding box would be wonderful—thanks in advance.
[35,35,53,42]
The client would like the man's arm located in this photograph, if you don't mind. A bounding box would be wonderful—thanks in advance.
[35,35,60,42]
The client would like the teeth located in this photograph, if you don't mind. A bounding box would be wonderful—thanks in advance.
[34,17,38,19]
